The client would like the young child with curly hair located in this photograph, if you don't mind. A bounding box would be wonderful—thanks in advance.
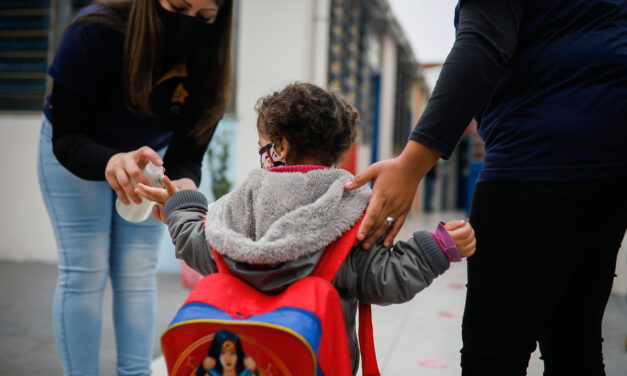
[137,82,475,374]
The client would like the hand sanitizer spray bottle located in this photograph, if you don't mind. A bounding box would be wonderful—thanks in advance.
[115,162,164,222]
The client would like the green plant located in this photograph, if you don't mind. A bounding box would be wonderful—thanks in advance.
[207,132,232,200]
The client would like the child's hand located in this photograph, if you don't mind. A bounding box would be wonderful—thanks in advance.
[136,175,179,223]
[136,175,179,204]
[151,203,167,224]
[444,220,476,258]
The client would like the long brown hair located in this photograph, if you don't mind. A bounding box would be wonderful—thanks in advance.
[70,0,233,144]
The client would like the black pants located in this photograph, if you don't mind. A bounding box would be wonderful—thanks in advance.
[461,175,627,376]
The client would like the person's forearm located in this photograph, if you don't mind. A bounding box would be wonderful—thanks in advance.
[399,140,441,181]
[52,131,119,181]
[50,81,118,180]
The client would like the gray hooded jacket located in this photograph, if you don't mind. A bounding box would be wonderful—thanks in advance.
[164,167,451,374]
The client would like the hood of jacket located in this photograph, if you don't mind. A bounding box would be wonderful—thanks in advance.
[204,166,371,265]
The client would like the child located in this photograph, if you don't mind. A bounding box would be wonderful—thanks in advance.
[137,82,475,374]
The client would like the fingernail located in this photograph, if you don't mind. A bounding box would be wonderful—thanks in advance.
[363,242,371,249]
[345,182,353,188]
[384,241,390,247]
[157,158,163,165]
[357,233,365,240]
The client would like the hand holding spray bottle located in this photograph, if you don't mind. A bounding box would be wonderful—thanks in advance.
[115,162,164,222]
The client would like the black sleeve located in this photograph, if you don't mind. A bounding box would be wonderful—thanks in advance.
[50,81,120,181]
[51,80,214,184]
[409,0,524,159]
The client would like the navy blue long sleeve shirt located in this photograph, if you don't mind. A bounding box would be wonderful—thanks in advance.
[410,0,627,182]
[44,5,214,184]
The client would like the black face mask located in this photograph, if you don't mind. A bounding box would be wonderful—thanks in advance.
[156,0,215,62]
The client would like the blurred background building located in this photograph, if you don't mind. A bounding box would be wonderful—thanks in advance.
[0,0,487,275]
[0,3,625,374]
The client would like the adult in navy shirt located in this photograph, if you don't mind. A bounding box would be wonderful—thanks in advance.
[346,0,627,374]
[37,0,233,374]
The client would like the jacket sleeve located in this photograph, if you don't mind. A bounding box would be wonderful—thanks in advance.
[164,190,218,276]
[343,231,450,305]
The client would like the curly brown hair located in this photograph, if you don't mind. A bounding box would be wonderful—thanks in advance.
[255,83,359,166]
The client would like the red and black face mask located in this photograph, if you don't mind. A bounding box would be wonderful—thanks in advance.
[258,143,286,170]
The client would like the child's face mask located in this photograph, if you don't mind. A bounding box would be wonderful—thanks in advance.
[258,142,286,170]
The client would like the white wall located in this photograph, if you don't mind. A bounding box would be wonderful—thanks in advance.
[309,0,331,86]
[377,33,398,161]
[0,114,57,263]
[234,0,329,184]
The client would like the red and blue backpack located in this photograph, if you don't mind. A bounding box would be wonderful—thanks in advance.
[161,221,380,376]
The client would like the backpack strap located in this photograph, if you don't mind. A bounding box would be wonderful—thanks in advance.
[359,303,380,376]
[311,219,362,282]
[211,246,232,275]
[312,219,381,376]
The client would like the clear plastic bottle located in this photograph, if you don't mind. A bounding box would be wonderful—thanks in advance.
[115,162,164,222]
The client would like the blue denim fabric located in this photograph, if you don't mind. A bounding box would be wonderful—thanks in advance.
[38,117,164,376]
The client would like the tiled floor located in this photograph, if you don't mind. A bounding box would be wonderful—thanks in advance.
[2,212,626,375]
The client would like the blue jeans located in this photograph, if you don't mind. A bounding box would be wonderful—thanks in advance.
[38,117,164,376]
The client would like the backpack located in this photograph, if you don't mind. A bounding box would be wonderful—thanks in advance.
[161,220,380,376]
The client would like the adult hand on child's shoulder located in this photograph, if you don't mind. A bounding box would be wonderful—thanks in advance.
[445,220,476,258]
[345,140,440,250]
[344,157,420,249]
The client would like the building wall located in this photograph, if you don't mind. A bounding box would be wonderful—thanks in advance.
[234,0,329,185]
[0,114,56,262]
[377,33,397,161]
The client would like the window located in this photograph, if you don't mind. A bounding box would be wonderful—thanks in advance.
[0,0,54,111]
